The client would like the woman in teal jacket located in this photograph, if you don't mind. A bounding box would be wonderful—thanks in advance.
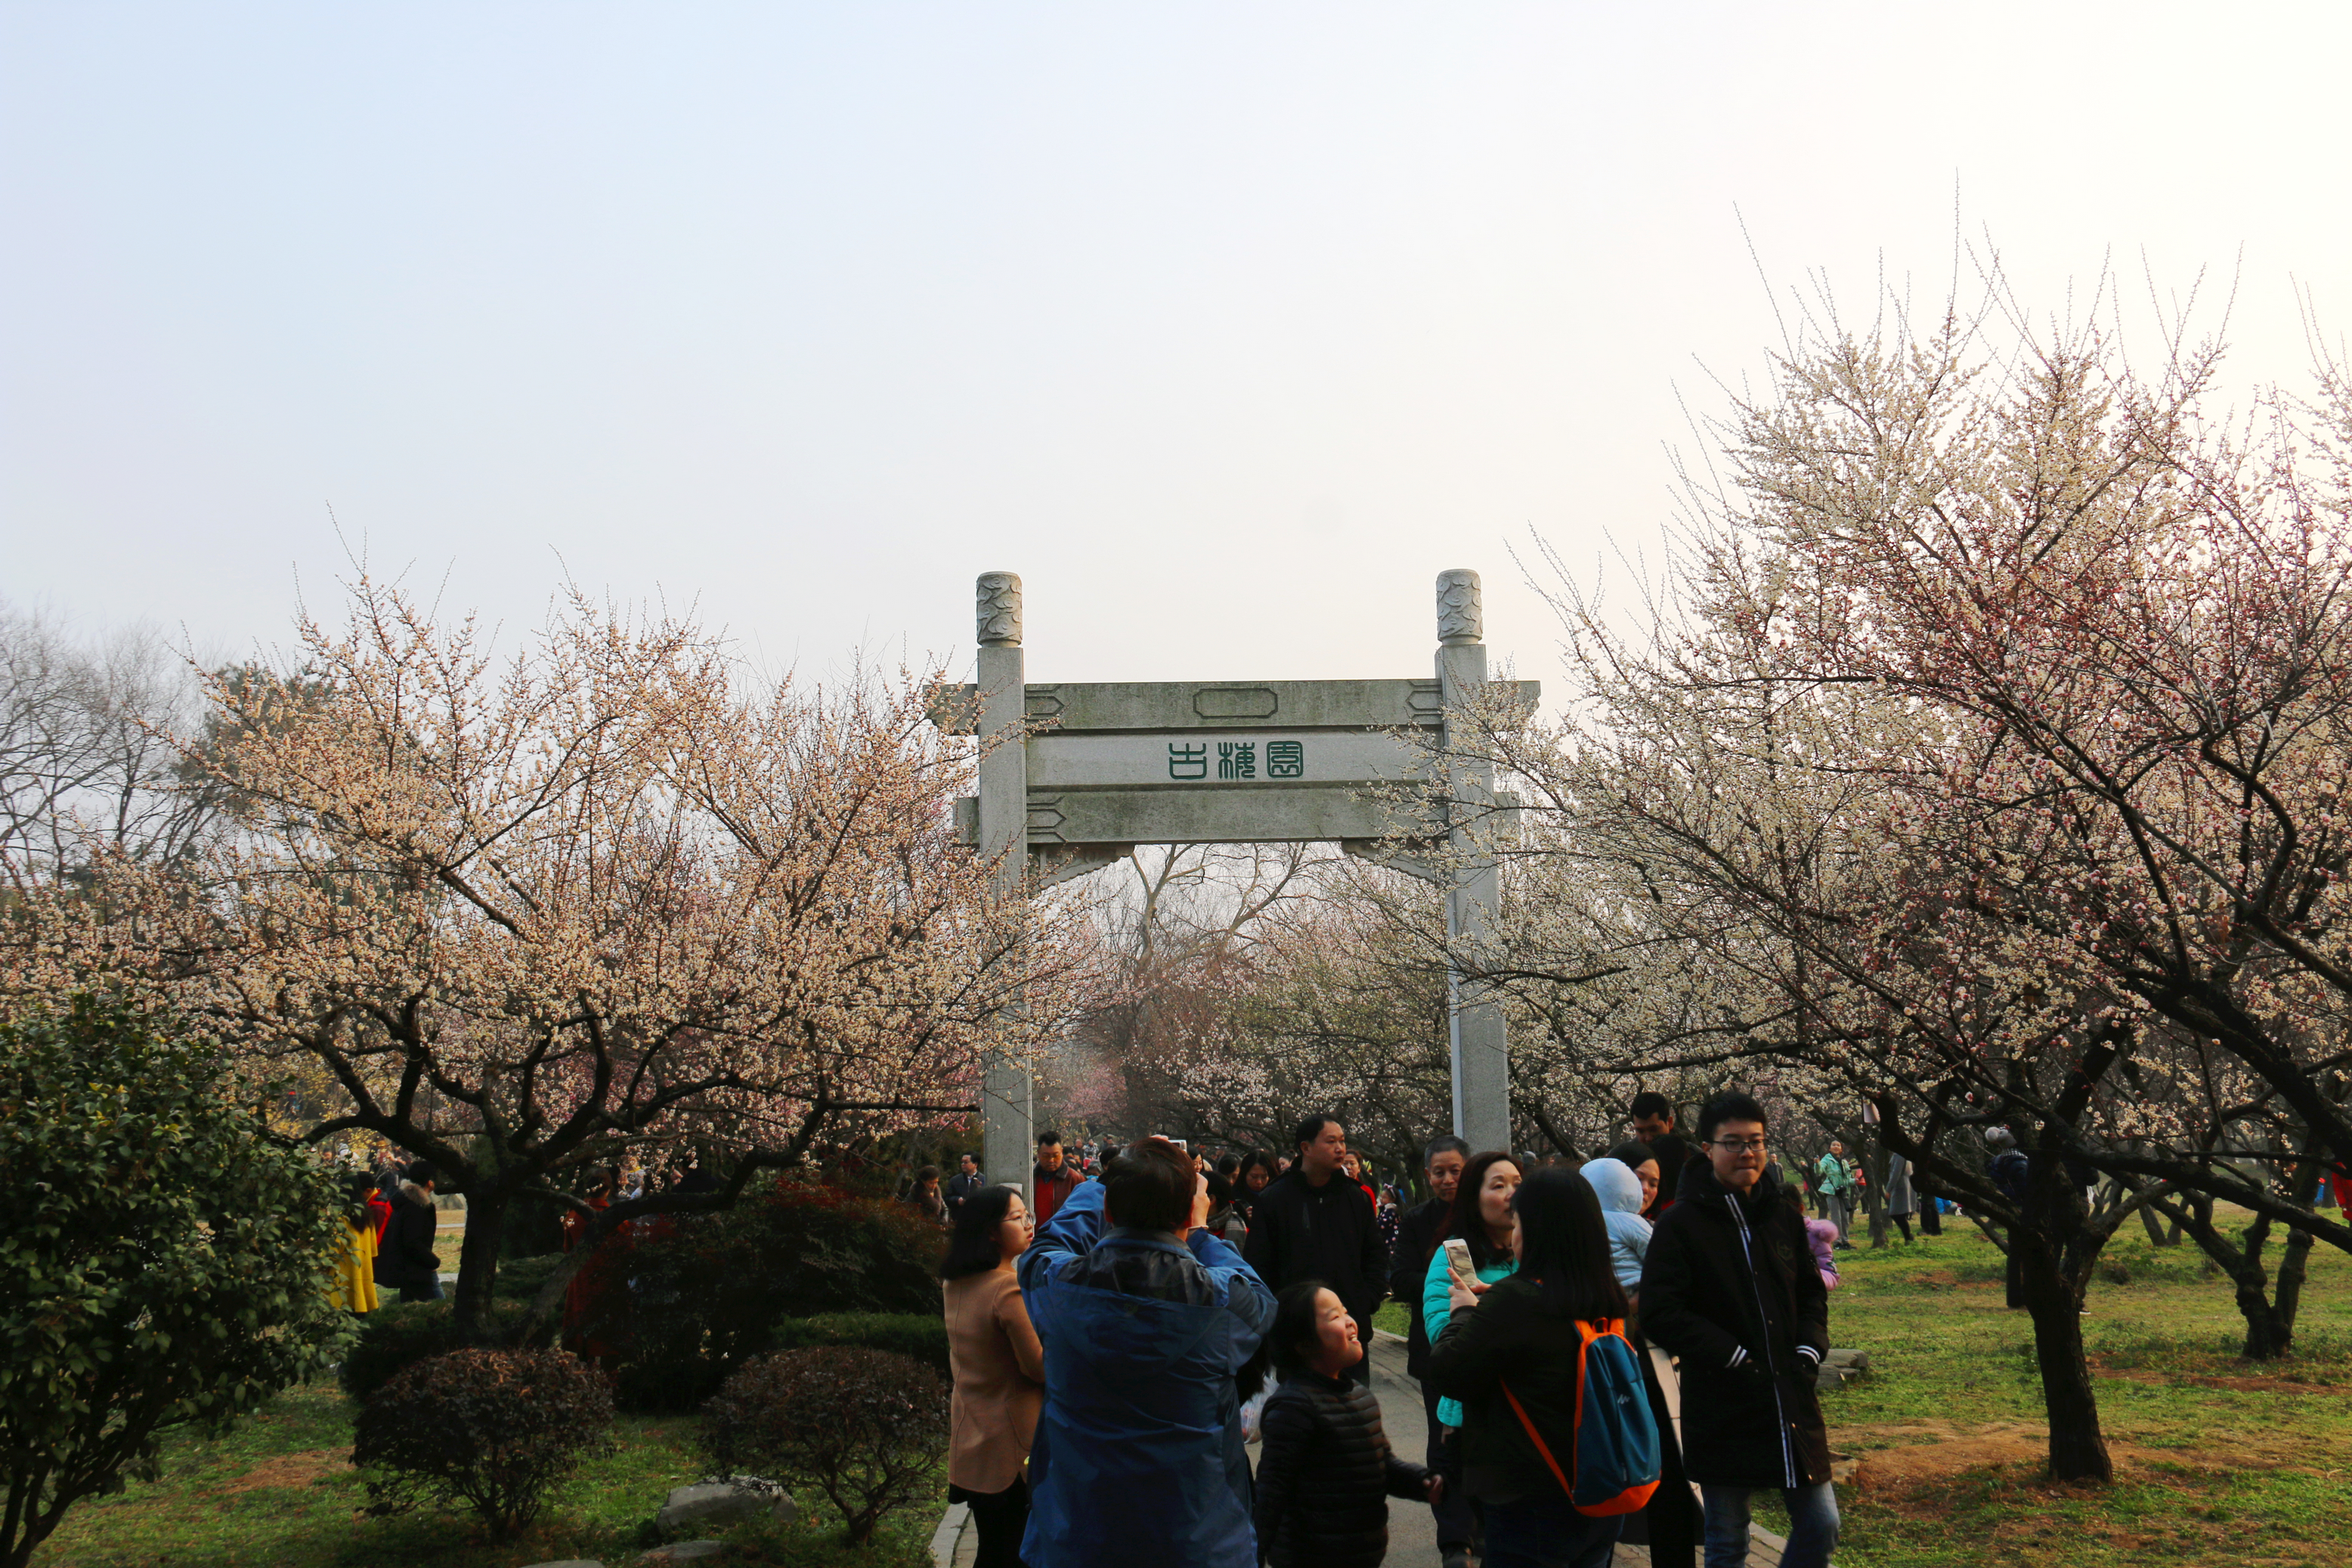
[1419,1153,1524,1432]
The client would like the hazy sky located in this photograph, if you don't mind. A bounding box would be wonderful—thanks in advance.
[6,3,2347,694]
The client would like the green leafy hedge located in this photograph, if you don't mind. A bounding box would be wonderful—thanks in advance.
[611,1311,948,1410]
[772,1313,951,1372]
[340,1298,540,1401]
[491,1251,568,1302]
[584,1180,945,1409]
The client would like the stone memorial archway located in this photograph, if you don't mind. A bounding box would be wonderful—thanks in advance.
[933,570,1534,1187]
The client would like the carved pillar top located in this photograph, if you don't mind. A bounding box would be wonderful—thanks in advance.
[1436,569,1483,646]
[976,572,1023,647]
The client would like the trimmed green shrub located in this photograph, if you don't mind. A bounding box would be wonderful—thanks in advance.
[340,1297,538,1401]
[491,1250,567,1302]
[596,1180,944,1408]
[612,1311,949,1411]
[0,997,351,1568]
[700,1347,947,1546]
[353,1347,614,1538]
[775,1313,951,1373]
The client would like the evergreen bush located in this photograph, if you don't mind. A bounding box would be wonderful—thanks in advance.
[0,997,350,1568]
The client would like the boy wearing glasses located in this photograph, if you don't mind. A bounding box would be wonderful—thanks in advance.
[1639,1092,1839,1568]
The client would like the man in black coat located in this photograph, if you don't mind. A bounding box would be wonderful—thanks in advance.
[1388,1133,1472,1562]
[943,1151,987,1216]
[1244,1114,1389,1388]
[372,1160,445,1304]
[1640,1091,1840,1568]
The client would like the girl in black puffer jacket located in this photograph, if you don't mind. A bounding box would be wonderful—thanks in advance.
[1252,1281,1435,1568]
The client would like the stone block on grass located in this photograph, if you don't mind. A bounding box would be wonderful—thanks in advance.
[656,1477,796,1539]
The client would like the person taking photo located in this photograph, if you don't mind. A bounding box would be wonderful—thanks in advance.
[1018,1137,1275,1568]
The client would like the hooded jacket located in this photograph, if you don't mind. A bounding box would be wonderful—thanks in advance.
[1584,1158,1654,1296]
[372,1181,441,1292]
[1638,1161,1831,1489]
[1017,1180,1276,1568]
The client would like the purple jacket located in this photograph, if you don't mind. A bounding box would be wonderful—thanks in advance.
[1802,1217,1841,1288]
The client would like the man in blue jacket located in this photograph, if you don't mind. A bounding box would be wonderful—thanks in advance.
[1019,1136,1277,1568]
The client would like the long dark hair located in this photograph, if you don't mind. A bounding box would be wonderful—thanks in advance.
[1511,1167,1630,1323]
[940,1185,1020,1279]
[1431,1150,1523,1275]
[343,1171,378,1229]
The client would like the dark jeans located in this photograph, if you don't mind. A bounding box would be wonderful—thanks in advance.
[1892,1214,1914,1242]
[1701,1483,1837,1568]
[1421,1378,1475,1551]
[951,1476,1029,1568]
[397,1279,443,1304]
[1481,1493,1620,1568]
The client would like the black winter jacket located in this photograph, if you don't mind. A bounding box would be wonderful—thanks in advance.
[1252,1370,1428,1568]
[1243,1170,1389,1325]
[1638,1163,1831,1489]
[373,1183,441,1291]
[1388,1197,1449,1378]
[1424,1275,1598,1504]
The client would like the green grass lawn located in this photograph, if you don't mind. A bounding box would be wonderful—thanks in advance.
[29,1378,936,1568]
[1814,1219,2352,1567]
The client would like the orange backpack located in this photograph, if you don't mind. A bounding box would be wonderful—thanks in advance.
[1499,1316,1661,1517]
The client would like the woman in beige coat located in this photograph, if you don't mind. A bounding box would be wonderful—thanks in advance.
[942,1184,1045,1568]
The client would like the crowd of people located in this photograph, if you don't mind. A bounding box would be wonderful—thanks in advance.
[937,1093,1840,1568]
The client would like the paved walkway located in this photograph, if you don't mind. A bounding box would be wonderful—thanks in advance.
[934,1333,1789,1566]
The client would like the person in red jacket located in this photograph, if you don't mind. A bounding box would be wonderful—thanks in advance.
[363,1171,395,1242]
[1032,1131,1082,1223]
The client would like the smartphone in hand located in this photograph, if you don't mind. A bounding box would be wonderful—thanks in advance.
[1441,1236,1476,1285]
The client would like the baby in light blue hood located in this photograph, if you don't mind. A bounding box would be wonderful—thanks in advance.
[1583,1157,1652,1297]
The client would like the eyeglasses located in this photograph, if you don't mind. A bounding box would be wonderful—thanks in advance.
[1710,1137,1768,1154]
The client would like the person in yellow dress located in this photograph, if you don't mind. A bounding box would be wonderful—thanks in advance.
[330,1171,383,1313]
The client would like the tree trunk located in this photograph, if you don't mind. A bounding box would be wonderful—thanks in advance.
[451,1185,508,1344]
[2149,1174,2323,1362]
[2273,1223,2317,1349]
[2230,1209,2287,1359]
[2137,1199,2177,1248]
[2015,1226,2113,1481]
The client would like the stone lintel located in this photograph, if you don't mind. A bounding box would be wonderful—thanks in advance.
[926,678,1540,735]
